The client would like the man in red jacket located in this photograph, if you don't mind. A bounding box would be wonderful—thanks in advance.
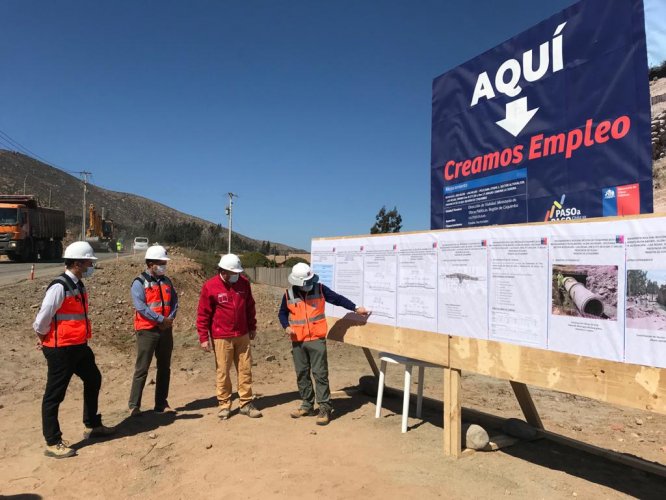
[196,254,262,419]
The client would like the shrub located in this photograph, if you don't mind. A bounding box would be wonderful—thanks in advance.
[240,251,270,268]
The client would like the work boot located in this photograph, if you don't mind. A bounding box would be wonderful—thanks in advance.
[239,403,263,418]
[44,440,76,459]
[316,406,332,426]
[83,424,116,440]
[129,407,141,417]
[218,408,231,420]
[290,407,316,419]
[154,406,176,414]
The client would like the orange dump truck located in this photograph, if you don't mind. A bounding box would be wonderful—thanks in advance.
[0,195,66,261]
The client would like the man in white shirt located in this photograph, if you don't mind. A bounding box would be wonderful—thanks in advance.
[33,241,114,459]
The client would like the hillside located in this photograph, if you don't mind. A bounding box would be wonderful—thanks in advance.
[0,150,300,253]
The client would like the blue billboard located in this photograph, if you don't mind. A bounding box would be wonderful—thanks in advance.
[431,0,653,229]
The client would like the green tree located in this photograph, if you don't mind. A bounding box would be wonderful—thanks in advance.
[370,206,402,234]
[647,279,659,301]
[627,270,648,297]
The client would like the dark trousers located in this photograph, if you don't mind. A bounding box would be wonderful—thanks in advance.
[291,338,331,410]
[128,328,173,410]
[42,344,102,446]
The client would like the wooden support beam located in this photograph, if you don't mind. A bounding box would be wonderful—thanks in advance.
[449,336,666,415]
[362,347,380,377]
[444,367,462,457]
[536,429,666,479]
[327,317,449,366]
[509,381,544,430]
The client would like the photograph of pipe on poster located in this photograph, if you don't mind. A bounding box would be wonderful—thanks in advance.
[362,236,398,327]
[331,241,364,319]
[488,226,549,348]
[437,231,489,339]
[396,233,438,332]
[548,222,626,362]
[625,229,666,369]
[310,240,337,318]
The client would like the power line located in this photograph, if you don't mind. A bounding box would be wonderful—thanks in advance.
[0,127,81,176]
[0,129,58,167]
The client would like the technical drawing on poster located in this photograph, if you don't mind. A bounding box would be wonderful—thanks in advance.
[437,236,489,339]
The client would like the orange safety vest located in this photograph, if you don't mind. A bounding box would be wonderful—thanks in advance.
[42,274,91,348]
[285,283,327,342]
[134,272,174,331]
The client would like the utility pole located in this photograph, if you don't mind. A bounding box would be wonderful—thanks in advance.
[225,192,238,254]
[23,174,28,195]
[79,171,92,239]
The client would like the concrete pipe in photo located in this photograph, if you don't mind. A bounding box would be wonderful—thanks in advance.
[562,276,604,316]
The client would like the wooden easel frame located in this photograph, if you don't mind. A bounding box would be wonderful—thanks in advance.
[328,318,666,467]
[321,214,666,469]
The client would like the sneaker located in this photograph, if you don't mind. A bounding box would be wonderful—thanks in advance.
[129,407,141,417]
[83,424,116,440]
[44,440,76,459]
[239,403,263,418]
[316,407,332,426]
[290,407,316,419]
[218,408,231,420]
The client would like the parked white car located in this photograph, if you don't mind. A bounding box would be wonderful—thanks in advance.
[132,236,149,252]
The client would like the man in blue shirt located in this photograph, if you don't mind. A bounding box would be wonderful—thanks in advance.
[279,263,369,425]
[128,245,179,415]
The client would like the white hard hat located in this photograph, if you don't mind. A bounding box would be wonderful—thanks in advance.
[145,245,170,261]
[64,241,98,260]
[288,262,317,286]
[218,253,243,273]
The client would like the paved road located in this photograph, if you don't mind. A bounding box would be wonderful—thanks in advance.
[0,252,136,287]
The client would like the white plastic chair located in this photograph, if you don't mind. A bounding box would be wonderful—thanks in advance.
[375,352,443,433]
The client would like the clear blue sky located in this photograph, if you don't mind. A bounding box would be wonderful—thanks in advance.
[1,0,664,249]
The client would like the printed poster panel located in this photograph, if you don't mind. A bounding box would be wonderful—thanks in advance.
[488,226,549,348]
[311,240,337,317]
[548,221,626,361]
[331,241,365,318]
[363,236,398,326]
[396,233,438,332]
[313,215,666,369]
[625,220,666,368]
[437,229,489,339]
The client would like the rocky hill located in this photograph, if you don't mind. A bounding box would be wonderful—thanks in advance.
[0,150,299,252]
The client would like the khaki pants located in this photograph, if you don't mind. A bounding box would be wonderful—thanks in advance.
[212,335,253,409]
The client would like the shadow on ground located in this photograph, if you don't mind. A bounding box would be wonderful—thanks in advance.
[71,410,203,451]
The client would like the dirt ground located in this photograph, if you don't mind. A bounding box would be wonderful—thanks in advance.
[1,254,666,499]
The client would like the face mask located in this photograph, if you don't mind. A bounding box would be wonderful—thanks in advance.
[84,266,95,278]
[300,284,313,292]
[154,265,167,276]
[227,274,239,284]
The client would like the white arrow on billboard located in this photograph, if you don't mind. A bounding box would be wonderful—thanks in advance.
[495,97,539,137]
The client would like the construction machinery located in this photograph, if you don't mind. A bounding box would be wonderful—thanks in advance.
[0,195,65,261]
[85,203,116,252]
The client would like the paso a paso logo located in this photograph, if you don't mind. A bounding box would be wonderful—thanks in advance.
[544,194,584,221]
